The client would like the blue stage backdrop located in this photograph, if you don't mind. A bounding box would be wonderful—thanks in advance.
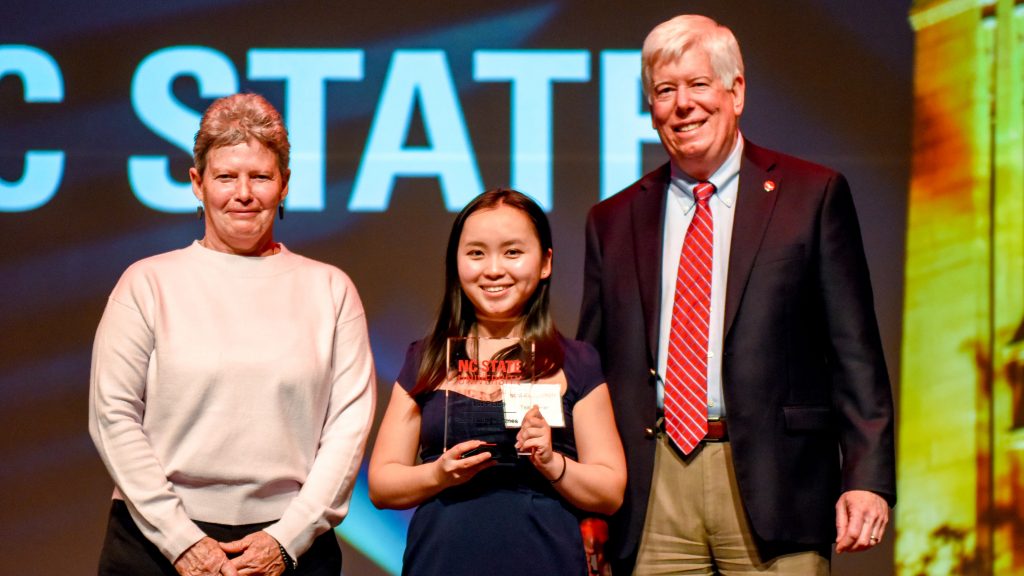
[0,2,911,574]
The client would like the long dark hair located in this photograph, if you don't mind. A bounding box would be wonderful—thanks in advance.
[411,188,564,397]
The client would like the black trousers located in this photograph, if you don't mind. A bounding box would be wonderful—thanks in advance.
[98,500,342,575]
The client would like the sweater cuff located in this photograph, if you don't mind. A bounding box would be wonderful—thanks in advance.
[263,514,312,564]
[157,518,208,563]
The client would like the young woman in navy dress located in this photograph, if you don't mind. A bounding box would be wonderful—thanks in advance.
[368,189,626,576]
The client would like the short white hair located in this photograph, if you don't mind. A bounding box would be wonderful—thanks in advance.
[641,15,745,100]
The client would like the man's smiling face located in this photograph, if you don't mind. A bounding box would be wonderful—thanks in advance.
[649,48,745,180]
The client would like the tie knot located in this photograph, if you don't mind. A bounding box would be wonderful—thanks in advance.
[694,182,715,203]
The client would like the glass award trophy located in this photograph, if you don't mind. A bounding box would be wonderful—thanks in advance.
[445,337,564,462]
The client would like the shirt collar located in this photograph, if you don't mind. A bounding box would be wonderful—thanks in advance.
[668,133,743,210]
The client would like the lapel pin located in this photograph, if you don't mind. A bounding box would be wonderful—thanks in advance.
[763,180,776,193]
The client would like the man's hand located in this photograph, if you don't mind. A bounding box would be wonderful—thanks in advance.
[174,537,238,576]
[835,489,889,553]
[219,530,286,576]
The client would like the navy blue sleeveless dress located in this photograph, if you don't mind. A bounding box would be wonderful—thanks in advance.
[397,337,605,576]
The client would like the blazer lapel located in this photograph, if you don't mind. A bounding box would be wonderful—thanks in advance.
[632,164,670,366]
[724,141,781,338]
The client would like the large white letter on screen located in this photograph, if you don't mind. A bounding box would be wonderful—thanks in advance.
[0,45,64,212]
[474,50,589,211]
[248,49,364,211]
[600,51,658,200]
[349,50,482,212]
[129,47,238,212]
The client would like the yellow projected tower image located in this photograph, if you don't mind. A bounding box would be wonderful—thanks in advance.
[901,0,1024,574]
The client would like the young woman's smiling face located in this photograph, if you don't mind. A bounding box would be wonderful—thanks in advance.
[457,204,552,336]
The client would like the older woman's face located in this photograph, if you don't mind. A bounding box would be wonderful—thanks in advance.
[190,140,289,256]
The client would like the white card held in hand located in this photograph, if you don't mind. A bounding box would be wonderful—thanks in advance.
[502,383,565,428]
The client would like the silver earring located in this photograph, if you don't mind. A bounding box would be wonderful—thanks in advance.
[278,204,285,220]
[196,205,204,220]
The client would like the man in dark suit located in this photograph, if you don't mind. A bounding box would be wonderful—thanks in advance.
[577,14,896,575]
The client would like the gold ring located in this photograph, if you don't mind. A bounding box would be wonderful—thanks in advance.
[869,537,879,542]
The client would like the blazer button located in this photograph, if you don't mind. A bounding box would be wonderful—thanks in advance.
[644,427,657,439]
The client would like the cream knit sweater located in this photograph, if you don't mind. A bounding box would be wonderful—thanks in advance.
[89,241,376,562]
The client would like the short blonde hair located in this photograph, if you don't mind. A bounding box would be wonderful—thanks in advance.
[641,15,744,101]
[193,93,290,175]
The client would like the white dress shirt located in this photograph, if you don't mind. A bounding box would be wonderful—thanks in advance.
[656,136,743,420]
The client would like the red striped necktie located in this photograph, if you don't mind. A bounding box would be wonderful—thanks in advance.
[664,181,715,454]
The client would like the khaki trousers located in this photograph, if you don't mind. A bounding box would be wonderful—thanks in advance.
[633,438,829,576]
